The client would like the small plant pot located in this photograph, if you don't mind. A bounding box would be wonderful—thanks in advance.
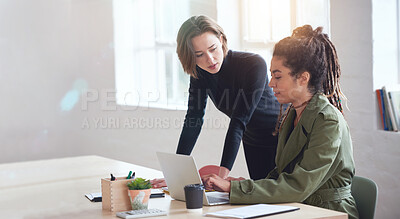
[128,189,151,210]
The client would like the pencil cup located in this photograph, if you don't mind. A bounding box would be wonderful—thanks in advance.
[101,177,133,212]
[184,184,204,210]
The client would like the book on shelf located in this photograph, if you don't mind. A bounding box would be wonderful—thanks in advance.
[377,85,400,132]
[389,91,400,130]
[376,89,387,130]
[382,86,397,131]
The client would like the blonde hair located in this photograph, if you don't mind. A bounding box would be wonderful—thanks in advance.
[176,15,228,78]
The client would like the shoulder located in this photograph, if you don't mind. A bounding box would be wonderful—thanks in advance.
[226,51,267,82]
[301,95,343,132]
[319,102,340,122]
[189,74,207,89]
[308,94,342,122]
[229,50,266,67]
[311,96,350,138]
[317,103,349,135]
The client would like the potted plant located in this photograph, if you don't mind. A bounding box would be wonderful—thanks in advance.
[127,177,152,210]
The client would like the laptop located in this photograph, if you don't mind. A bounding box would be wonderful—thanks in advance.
[156,152,229,205]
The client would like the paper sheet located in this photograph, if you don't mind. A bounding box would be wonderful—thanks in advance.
[205,204,299,219]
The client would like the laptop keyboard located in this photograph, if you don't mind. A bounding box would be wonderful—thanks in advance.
[206,192,229,204]
[207,195,227,203]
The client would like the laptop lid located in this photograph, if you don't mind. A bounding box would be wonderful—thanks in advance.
[156,152,229,205]
[156,152,203,202]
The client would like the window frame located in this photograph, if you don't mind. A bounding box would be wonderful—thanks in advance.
[241,0,298,49]
[239,0,330,65]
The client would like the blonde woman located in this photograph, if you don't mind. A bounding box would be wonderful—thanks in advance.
[152,15,280,187]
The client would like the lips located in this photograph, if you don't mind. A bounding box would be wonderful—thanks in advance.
[208,63,218,70]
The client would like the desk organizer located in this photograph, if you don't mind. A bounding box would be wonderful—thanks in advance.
[101,177,134,212]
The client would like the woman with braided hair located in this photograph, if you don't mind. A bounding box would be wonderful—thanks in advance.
[202,25,359,219]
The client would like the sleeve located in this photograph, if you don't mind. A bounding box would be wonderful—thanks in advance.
[176,76,208,155]
[220,58,268,170]
[230,114,342,203]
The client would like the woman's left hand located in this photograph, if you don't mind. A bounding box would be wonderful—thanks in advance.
[150,178,167,188]
[226,176,246,181]
[218,166,230,179]
[201,174,231,192]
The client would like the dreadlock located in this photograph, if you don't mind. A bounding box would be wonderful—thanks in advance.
[272,25,345,136]
[319,33,346,112]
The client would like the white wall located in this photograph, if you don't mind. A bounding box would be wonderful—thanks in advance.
[0,0,115,162]
[331,1,400,218]
[0,0,249,177]
[1,0,399,218]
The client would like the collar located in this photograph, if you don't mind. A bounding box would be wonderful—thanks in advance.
[296,93,330,133]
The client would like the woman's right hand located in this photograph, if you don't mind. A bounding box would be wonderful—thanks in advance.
[202,174,231,192]
[150,178,167,188]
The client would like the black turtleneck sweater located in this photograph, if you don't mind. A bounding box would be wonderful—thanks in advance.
[176,50,280,170]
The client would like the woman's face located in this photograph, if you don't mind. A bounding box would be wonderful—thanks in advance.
[269,56,307,105]
[191,32,224,74]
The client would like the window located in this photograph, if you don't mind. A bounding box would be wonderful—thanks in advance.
[372,0,400,89]
[113,0,330,110]
[240,0,330,66]
[113,0,190,110]
[398,0,400,83]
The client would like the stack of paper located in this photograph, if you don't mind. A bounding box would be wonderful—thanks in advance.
[204,204,299,219]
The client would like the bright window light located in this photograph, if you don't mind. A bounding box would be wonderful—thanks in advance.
[113,0,189,110]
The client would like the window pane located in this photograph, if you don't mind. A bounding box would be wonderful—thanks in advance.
[372,0,399,88]
[241,0,330,83]
[138,50,158,93]
[155,0,189,43]
[246,0,271,41]
[114,0,190,109]
[296,0,330,34]
[270,0,291,41]
[165,50,189,106]
[246,0,291,42]
[132,0,155,47]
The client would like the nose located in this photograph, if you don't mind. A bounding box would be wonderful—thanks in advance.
[268,78,275,88]
[205,52,214,64]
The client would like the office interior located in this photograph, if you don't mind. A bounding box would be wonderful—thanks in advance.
[0,0,399,218]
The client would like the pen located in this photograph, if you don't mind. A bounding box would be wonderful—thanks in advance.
[132,172,135,179]
[127,171,132,179]
[110,173,116,181]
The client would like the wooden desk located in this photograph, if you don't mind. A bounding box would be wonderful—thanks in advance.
[0,156,347,218]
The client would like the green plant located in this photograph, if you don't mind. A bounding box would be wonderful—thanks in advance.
[127,177,152,190]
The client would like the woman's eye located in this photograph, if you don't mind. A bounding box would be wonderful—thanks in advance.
[196,54,203,58]
[210,47,217,52]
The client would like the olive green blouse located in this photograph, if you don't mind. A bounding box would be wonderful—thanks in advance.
[230,94,359,219]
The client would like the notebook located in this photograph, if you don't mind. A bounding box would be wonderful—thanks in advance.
[156,152,229,205]
[205,204,300,218]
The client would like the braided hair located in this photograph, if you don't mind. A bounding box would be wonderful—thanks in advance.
[272,25,346,135]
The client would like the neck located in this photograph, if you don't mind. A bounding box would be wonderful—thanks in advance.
[292,93,313,117]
